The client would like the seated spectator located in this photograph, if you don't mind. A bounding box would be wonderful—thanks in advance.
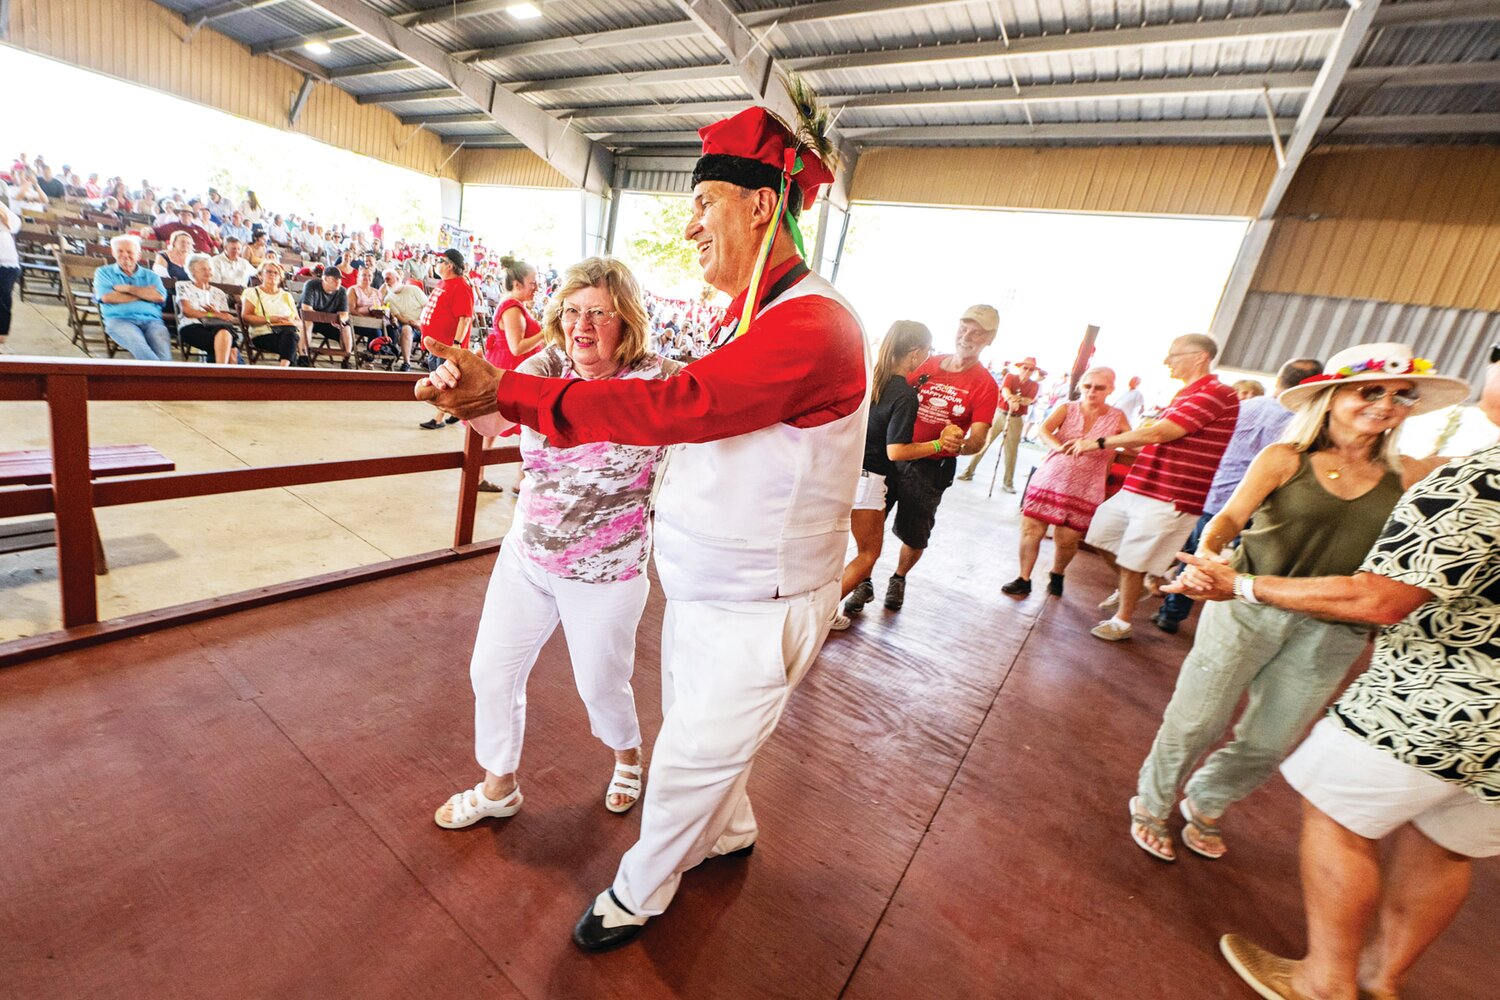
[176,254,240,364]
[300,266,352,360]
[267,214,290,246]
[196,206,221,241]
[210,237,256,286]
[335,255,358,288]
[37,164,66,199]
[64,169,88,198]
[239,190,265,223]
[153,200,182,229]
[135,188,158,218]
[204,187,230,223]
[382,269,427,372]
[362,252,384,289]
[153,230,194,282]
[220,211,251,245]
[239,261,305,367]
[94,234,171,361]
[296,224,321,256]
[349,264,383,318]
[155,212,217,255]
[245,232,272,269]
[7,168,49,211]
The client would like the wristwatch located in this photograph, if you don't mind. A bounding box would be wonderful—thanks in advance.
[1096,437,1107,450]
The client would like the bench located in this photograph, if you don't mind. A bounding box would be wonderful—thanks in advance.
[0,445,175,574]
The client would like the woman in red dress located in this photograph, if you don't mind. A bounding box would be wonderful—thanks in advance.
[480,255,542,492]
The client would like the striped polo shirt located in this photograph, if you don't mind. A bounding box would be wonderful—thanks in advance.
[1123,375,1240,515]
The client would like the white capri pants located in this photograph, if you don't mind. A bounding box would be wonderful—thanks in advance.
[612,580,839,917]
[470,539,648,777]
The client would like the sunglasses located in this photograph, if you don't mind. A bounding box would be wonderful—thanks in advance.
[1079,382,1109,391]
[1348,383,1420,408]
[1490,343,1499,365]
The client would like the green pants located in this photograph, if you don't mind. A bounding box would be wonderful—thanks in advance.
[1136,599,1370,819]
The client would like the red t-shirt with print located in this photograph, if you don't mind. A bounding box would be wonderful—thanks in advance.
[907,355,1000,457]
[420,276,476,348]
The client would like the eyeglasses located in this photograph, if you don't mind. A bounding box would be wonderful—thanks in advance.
[561,306,618,326]
[1350,384,1420,408]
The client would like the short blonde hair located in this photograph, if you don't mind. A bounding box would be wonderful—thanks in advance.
[541,257,651,368]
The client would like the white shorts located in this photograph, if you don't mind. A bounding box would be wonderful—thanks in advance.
[852,470,888,512]
[1082,489,1197,575]
[1282,719,1500,858]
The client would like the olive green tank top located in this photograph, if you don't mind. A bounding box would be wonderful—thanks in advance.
[1233,452,1405,579]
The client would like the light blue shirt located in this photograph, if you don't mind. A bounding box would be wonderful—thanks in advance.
[93,263,166,325]
[1203,393,1295,514]
[220,222,251,244]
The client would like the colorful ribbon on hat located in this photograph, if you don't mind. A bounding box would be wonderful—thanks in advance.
[733,148,807,340]
[1297,356,1435,386]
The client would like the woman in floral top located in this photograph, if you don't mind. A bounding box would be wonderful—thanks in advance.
[433,257,681,830]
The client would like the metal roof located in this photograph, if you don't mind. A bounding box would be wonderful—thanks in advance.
[154,0,1500,183]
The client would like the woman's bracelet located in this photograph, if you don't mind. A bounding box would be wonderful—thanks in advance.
[931,439,943,454]
[1233,573,1261,604]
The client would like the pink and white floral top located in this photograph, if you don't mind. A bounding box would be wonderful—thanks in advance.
[505,346,682,583]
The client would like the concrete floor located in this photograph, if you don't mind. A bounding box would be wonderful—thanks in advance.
[0,294,519,642]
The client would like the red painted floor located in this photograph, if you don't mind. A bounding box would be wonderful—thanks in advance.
[0,482,1493,999]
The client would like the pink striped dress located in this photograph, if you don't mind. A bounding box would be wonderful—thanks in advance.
[1021,402,1129,532]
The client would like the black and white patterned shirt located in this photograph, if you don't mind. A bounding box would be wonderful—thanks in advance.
[1330,444,1500,803]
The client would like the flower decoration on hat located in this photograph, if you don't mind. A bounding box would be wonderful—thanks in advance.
[1298,355,1435,386]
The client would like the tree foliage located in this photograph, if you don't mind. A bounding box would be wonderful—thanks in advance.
[622,195,699,290]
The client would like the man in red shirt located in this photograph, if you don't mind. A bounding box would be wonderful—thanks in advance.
[869,306,999,613]
[417,248,475,430]
[1064,333,1239,641]
[957,356,1041,490]
[416,101,866,952]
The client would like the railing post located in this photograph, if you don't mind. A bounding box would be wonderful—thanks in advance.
[454,424,483,547]
[46,375,98,627]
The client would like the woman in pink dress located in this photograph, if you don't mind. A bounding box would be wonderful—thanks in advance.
[479,255,542,491]
[1001,367,1130,598]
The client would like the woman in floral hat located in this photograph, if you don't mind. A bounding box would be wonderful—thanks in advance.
[1129,342,1469,863]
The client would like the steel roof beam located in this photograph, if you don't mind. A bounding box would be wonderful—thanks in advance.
[293,0,613,194]
[671,0,858,208]
[187,0,290,27]
[1210,0,1381,345]
[839,121,1292,142]
[405,0,975,35]
[456,21,706,63]
[1344,60,1500,88]
[328,58,417,79]
[1331,113,1500,135]
[251,27,362,55]
[513,64,742,94]
[354,87,461,104]
[397,111,495,125]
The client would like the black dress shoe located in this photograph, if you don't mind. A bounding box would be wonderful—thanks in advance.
[418,418,443,430]
[1150,612,1180,635]
[444,414,460,425]
[573,889,646,953]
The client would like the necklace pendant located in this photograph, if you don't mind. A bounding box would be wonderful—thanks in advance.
[1327,470,1341,480]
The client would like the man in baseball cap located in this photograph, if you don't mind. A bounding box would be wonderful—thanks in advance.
[415,247,475,429]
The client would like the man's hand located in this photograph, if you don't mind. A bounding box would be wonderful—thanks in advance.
[939,423,965,455]
[1160,552,1237,602]
[413,337,504,420]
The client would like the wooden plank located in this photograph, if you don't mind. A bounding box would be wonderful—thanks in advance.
[0,444,174,487]
[45,375,97,628]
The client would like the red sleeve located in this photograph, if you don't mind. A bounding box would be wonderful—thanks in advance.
[496,295,865,448]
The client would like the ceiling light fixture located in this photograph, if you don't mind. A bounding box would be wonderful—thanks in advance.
[506,3,542,19]
[304,39,333,55]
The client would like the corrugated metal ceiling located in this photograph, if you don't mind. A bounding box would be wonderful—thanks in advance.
[149,0,1500,170]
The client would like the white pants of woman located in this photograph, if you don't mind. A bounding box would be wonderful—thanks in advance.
[470,540,647,777]
[611,580,838,917]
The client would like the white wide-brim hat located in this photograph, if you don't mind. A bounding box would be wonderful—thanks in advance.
[1279,341,1471,417]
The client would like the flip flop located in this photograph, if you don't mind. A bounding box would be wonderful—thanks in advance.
[1180,798,1228,859]
[1129,796,1176,862]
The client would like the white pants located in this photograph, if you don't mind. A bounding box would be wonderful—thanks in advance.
[470,540,647,776]
[612,580,839,916]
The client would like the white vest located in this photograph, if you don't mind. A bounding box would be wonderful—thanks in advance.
[652,272,870,603]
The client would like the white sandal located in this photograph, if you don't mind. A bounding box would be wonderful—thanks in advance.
[605,762,643,814]
[434,782,523,829]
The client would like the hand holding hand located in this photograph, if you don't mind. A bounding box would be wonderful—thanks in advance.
[938,423,965,455]
[1062,438,1091,458]
[1159,552,1237,602]
[413,337,504,420]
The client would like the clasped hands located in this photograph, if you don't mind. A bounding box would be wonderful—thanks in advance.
[937,423,965,455]
[1159,551,1237,602]
[413,336,505,421]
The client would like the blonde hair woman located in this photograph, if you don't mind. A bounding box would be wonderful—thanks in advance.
[1131,342,1469,863]
[432,257,682,829]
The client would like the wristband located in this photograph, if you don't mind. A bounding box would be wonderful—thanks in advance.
[1233,574,1261,604]
[932,439,943,454]
[1096,437,1107,451]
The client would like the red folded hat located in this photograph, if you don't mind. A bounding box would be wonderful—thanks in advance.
[692,107,834,214]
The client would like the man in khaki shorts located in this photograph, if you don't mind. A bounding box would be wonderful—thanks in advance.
[1171,345,1500,1000]
[1065,333,1239,641]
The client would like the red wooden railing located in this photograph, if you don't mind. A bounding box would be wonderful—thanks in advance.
[0,358,518,666]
